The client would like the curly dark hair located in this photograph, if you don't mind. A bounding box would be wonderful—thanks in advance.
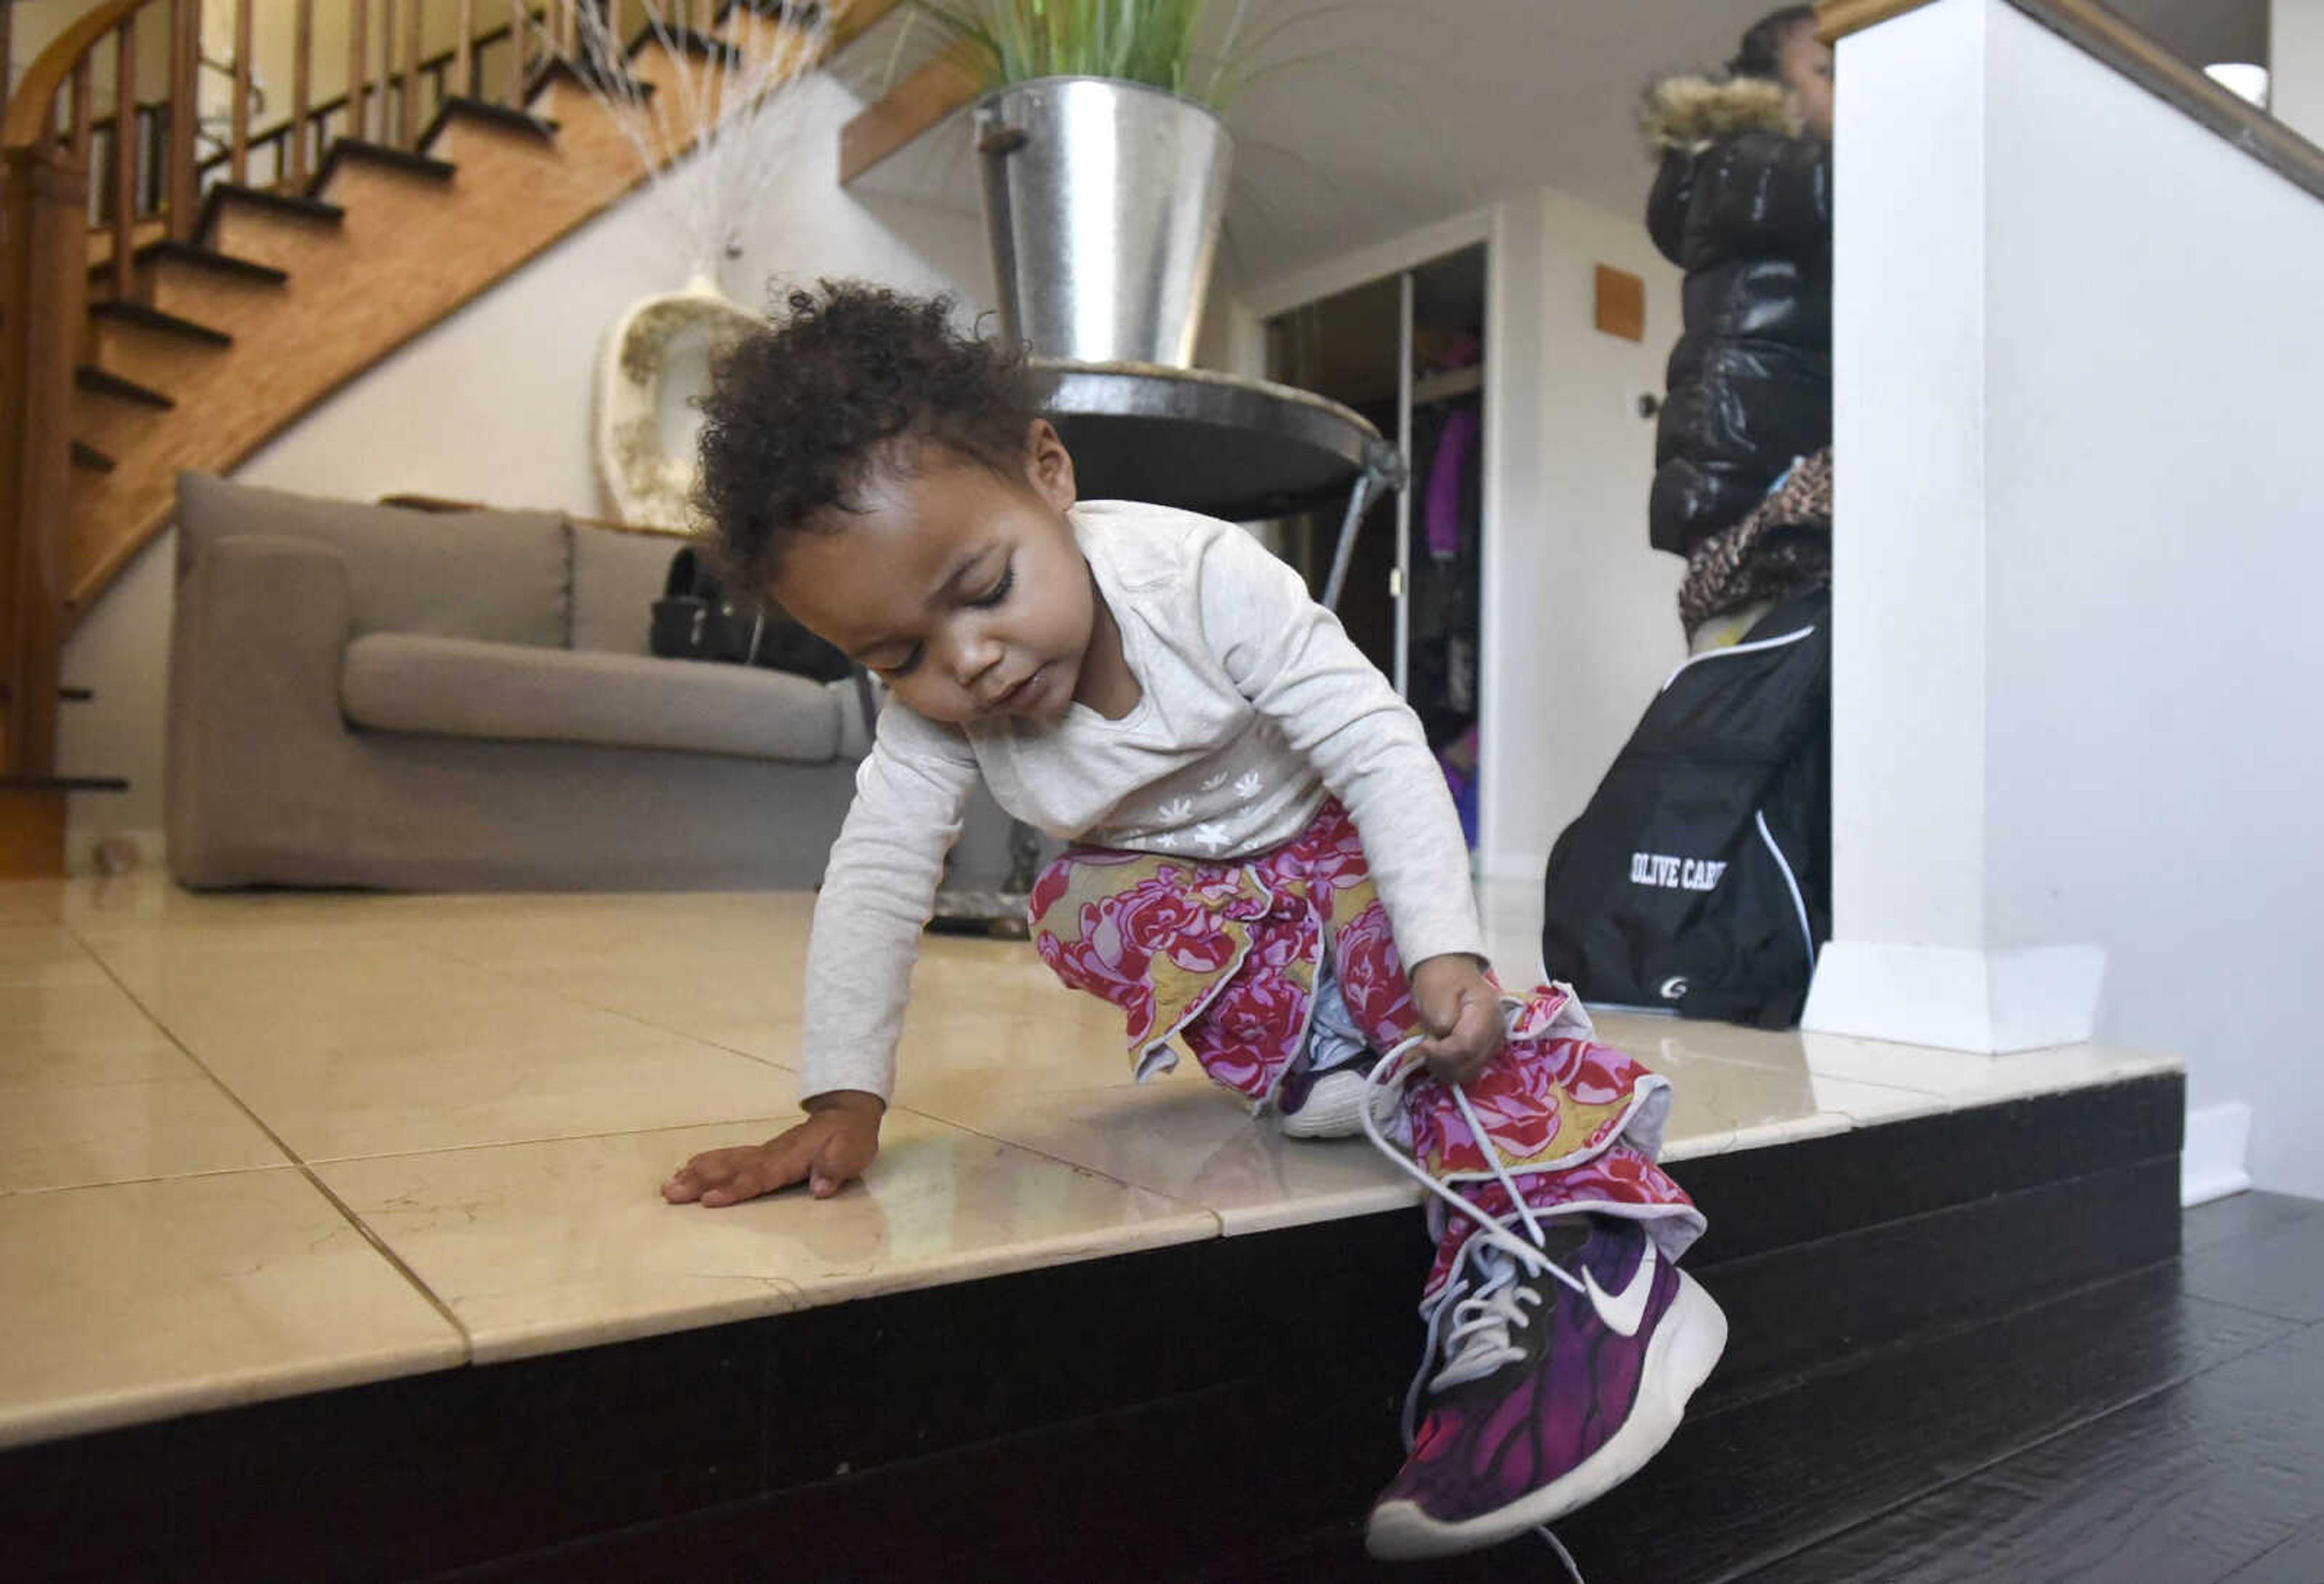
[694,281,1036,592]
[1728,5,1817,80]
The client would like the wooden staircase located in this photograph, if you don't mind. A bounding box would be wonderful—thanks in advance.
[0,0,896,869]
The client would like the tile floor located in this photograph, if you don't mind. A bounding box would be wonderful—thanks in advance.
[0,873,2178,1451]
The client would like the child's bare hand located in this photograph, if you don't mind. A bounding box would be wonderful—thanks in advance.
[663,1090,884,1207]
[1409,955,1505,1088]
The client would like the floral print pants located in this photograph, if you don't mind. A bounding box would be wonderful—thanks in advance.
[1029,800,1705,1302]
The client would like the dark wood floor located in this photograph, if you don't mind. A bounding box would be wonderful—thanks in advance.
[1754,1190,2324,1584]
[1216,1190,2324,1584]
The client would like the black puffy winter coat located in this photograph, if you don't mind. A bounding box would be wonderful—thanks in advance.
[1644,76,1832,558]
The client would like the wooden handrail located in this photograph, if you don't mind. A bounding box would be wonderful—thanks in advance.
[1816,0,2324,207]
[1,0,155,151]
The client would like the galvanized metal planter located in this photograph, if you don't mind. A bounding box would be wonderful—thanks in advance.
[971,76,1232,367]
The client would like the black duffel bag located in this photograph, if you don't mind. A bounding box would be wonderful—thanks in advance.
[650,546,852,684]
[1541,587,1830,1028]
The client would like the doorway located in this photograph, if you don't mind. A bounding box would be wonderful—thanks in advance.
[1265,244,1487,847]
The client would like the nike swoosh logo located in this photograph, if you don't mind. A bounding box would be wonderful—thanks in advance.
[1583,1234,1657,1338]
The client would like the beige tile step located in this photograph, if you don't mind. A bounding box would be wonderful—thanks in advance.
[0,1168,464,1450]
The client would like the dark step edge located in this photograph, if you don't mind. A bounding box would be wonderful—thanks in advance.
[75,364,176,410]
[418,96,559,155]
[0,1101,2184,1584]
[70,440,116,474]
[715,1,824,24]
[195,182,346,245]
[88,298,233,348]
[308,137,457,198]
[132,240,287,286]
[526,54,658,103]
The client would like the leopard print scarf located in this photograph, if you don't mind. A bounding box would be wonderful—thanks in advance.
[1679,449,1833,637]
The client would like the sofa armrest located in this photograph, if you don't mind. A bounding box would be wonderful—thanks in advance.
[166,534,358,888]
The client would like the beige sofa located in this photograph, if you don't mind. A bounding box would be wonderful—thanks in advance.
[166,473,1013,891]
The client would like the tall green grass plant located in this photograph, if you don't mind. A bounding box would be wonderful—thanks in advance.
[910,0,1288,108]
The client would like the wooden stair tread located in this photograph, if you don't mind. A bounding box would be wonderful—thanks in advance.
[86,299,232,348]
[419,96,560,154]
[196,183,347,242]
[527,54,660,103]
[69,440,116,474]
[75,365,176,411]
[309,138,458,196]
[142,240,289,285]
[646,27,748,68]
[126,240,289,287]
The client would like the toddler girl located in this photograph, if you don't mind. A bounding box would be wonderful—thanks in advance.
[661,283,1724,1559]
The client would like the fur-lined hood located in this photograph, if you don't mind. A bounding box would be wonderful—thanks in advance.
[1641,74,1802,154]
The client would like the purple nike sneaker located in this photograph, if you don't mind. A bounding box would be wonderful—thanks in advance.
[1365,1216,1728,1560]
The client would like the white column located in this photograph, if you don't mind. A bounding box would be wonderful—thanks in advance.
[2272,0,2324,145]
[1802,0,2106,1051]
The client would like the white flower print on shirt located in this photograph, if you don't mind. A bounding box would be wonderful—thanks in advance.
[1233,770,1264,800]
[1192,821,1231,853]
[1198,771,1230,793]
[1155,796,1194,824]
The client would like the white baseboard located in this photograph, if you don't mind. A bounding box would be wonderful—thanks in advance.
[2181,1101,2253,1208]
[1800,939,2107,1052]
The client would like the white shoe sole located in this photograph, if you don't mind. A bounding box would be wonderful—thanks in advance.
[1365,1268,1730,1560]
[1278,1069,1391,1140]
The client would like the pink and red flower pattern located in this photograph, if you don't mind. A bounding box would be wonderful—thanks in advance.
[1029,799,1703,1289]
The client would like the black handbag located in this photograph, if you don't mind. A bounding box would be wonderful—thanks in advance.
[1540,587,1830,1028]
[650,546,852,684]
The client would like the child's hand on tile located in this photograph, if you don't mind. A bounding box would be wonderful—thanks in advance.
[662,1090,885,1207]
[1409,955,1506,1088]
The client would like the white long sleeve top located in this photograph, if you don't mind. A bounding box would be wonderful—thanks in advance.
[798,499,1483,1102]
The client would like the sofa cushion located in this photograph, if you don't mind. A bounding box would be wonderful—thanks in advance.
[176,473,568,648]
[341,634,841,763]
[570,522,688,655]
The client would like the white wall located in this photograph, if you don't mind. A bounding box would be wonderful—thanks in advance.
[59,74,994,859]
[2275,0,2324,143]
[1477,188,1685,886]
[1984,0,2324,1195]
[1823,0,2324,1196]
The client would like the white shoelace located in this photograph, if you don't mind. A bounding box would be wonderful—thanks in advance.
[1358,1004,1589,1584]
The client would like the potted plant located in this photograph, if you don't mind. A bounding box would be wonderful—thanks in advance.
[912,1,1278,368]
